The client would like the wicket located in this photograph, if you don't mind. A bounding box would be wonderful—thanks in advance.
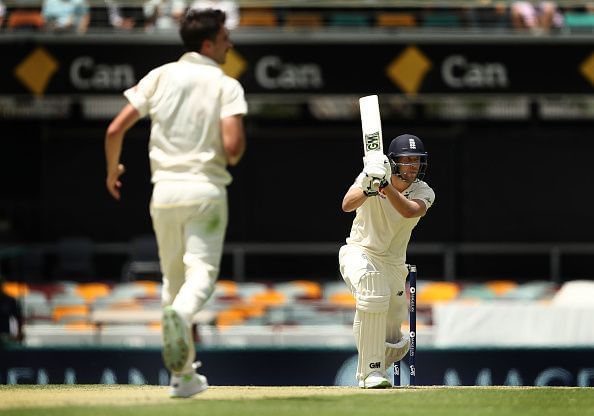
[393,264,417,387]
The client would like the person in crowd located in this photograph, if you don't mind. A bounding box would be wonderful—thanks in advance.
[42,0,90,33]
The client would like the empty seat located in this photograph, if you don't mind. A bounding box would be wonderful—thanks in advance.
[274,280,322,300]
[52,304,89,323]
[75,282,111,304]
[485,280,518,296]
[328,292,355,307]
[328,12,369,27]
[235,282,268,299]
[132,280,161,297]
[7,10,44,30]
[564,12,594,29]
[21,291,52,320]
[50,292,86,306]
[249,289,286,307]
[215,280,238,298]
[239,8,277,27]
[417,281,460,305]
[283,12,323,28]
[458,283,495,300]
[422,12,461,27]
[500,281,556,301]
[376,12,416,27]
[323,280,348,297]
[216,308,247,328]
[2,282,30,298]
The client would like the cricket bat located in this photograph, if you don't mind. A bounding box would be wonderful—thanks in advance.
[359,94,384,191]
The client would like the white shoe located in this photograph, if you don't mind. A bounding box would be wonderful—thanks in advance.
[169,362,208,398]
[162,306,192,373]
[359,371,392,389]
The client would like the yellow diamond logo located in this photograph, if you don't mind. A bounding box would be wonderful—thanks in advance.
[386,46,432,95]
[580,52,594,87]
[14,47,59,97]
[221,49,247,79]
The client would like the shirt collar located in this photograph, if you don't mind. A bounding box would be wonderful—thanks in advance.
[179,51,219,68]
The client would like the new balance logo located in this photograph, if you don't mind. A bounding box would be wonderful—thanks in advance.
[369,362,381,369]
[397,291,404,296]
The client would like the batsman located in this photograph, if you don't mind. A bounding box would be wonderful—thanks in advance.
[339,133,435,388]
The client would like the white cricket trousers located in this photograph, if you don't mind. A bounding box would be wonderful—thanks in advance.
[150,195,228,325]
[338,244,409,380]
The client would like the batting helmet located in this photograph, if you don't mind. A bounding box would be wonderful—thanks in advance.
[387,134,428,182]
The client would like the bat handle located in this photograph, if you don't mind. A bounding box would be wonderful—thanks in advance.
[372,179,380,190]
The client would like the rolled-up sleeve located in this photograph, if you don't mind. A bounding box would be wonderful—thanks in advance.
[220,77,247,119]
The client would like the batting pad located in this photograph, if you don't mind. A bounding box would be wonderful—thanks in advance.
[355,271,390,381]
[385,335,410,367]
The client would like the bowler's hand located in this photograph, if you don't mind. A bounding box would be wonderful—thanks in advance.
[106,163,126,200]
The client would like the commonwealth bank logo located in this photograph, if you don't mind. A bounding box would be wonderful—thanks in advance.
[14,47,59,96]
[386,46,432,95]
[580,52,594,87]
[221,49,247,79]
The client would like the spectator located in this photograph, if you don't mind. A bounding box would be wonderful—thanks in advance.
[144,0,185,31]
[511,1,564,31]
[190,0,238,30]
[0,1,5,28]
[42,0,90,33]
[106,0,136,30]
[0,279,23,345]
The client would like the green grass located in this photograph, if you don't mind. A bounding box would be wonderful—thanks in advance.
[0,385,593,416]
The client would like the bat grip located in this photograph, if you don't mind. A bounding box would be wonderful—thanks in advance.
[372,179,380,190]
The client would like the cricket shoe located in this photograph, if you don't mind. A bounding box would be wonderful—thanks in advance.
[170,362,208,398]
[359,371,392,389]
[162,306,192,373]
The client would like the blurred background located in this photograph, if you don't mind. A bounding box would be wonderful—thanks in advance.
[1,0,594,387]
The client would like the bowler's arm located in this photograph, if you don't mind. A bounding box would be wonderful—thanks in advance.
[222,114,246,166]
[104,104,140,200]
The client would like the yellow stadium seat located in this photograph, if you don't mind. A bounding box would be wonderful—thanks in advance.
[250,289,286,307]
[52,304,89,323]
[417,281,460,305]
[216,308,247,328]
[64,322,96,331]
[216,280,238,297]
[234,303,266,319]
[376,12,416,27]
[292,280,322,299]
[132,280,160,297]
[284,13,324,28]
[239,9,278,27]
[7,10,44,30]
[75,282,111,304]
[485,280,518,296]
[2,282,30,298]
[328,292,356,307]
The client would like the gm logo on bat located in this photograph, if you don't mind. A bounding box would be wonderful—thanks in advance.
[365,132,380,151]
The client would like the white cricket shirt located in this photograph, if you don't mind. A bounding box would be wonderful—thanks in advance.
[346,174,435,265]
[124,52,247,202]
